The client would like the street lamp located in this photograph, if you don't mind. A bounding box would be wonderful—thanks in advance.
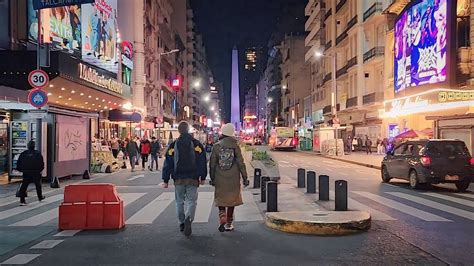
[268,98,273,103]
[210,106,215,111]
[193,80,201,88]
[315,51,339,155]
[203,95,210,102]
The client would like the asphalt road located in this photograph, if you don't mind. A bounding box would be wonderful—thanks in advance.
[271,150,474,265]
[0,151,472,265]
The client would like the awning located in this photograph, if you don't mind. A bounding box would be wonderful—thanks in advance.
[108,109,142,123]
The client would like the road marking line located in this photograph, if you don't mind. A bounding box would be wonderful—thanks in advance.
[30,240,64,249]
[235,191,263,222]
[329,191,396,221]
[387,192,474,220]
[54,230,81,237]
[9,208,57,227]
[127,174,145,181]
[120,193,147,206]
[126,192,174,224]
[0,194,63,220]
[0,254,41,265]
[457,193,474,199]
[353,191,451,222]
[423,193,474,207]
[194,192,214,223]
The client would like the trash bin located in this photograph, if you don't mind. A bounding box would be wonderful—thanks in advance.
[299,137,312,151]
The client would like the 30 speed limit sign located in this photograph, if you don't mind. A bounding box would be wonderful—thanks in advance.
[28,69,49,88]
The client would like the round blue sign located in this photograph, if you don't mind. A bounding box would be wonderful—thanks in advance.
[28,89,49,108]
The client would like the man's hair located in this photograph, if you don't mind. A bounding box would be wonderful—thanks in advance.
[27,140,35,150]
[178,121,189,135]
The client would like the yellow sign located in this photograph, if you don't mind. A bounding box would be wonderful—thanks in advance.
[438,91,474,102]
[79,63,123,95]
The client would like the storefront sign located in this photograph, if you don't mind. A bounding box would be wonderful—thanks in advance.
[121,41,134,70]
[79,63,123,95]
[33,0,94,10]
[438,91,474,102]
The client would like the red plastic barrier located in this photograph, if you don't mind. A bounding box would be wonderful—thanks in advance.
[59,184,124,230]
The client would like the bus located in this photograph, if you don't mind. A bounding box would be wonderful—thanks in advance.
[269,127,298,150]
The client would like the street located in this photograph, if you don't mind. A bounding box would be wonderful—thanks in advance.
[0,151,472,265]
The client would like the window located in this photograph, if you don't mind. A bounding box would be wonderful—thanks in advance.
[394,144,406,156]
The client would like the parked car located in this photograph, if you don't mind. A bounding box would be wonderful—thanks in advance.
[381,139,473,191]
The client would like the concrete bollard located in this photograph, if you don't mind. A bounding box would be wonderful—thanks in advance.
[335,180,348,211]
[267,181,278,212]
[319,175,329,201]
[307,171,316,194]
[261,176,270,202]
[253,168,262,189]
[297,168,306,188]
[83,170,90,180]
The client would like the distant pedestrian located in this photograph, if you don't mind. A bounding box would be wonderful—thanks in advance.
[16,141,45,206]
[149,137,162,171]
[376,136,383,155]
[352,137,357,152]
[205,140,213,161]
[111,138,120,158]
[365,135,373,154]
[162,121,207,237]
[126,138,139,172]
[357,137,363,151]
[140,137,151,170]
[209,123,249,232]
[382,138,389,153]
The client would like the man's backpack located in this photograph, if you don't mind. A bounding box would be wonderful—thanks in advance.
[218,147,235,170]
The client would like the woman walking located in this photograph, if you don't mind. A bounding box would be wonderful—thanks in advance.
[209,123,249,232]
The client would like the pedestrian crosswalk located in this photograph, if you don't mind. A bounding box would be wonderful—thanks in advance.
[0,191,263,227]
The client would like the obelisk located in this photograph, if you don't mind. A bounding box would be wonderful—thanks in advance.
[230,46,241,132]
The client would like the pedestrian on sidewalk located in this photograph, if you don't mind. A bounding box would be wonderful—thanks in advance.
[376,136,383,155]
[162,121,207,237]
[365,135,373,154]
[126,137,139,172]
[209,123,249,232]
[149,137,162,171]
[16,141,45,206]
[111,138,120,158]
[139,137,151,170]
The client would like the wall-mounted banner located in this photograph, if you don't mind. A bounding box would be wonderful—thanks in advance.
[33,0,94,10]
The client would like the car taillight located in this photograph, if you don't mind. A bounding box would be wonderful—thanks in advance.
[420,156,431,166]
[470,158,474,166]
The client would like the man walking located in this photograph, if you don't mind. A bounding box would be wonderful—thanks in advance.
[139,137,151,170]
[149,137,162,171]
[126,137,139,172]
[16,141,45,206]
[162,121,207,237]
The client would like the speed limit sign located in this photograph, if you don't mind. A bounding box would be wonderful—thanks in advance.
[28,69,49,88]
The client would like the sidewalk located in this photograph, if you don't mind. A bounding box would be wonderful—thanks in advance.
[302,150,384,170]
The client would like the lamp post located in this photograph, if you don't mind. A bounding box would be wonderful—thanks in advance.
[315,51,339,156]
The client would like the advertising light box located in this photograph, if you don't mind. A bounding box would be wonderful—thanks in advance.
[394,0,450,93]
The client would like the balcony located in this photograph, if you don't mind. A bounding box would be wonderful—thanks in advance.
[323,105,332,114]
[325,8,332,21]
[363,92,383,105]
[322,72,332,84]
[284,107,290,113]
[305,2,323,31]
[347,56,357,69]
[363,46,384,63]
[305,0,315,16]
[336,30,348,45]
[363,2,383,22]
[336,64,348,78]
[347,16,358,31]
[336,0,347,13]
[325,40,332,51]
[346,96,358,108]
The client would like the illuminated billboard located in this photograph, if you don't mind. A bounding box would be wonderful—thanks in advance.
[28,0,82,52]
[81,0,118,73]
[394,0,448,93]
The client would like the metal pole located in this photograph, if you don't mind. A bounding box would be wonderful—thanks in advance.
[36,10,42,164]
[335,180,348,211]
[319,175,330,201]
[267,181,278,212]
[297,168,305,188]
[307,171,316,194]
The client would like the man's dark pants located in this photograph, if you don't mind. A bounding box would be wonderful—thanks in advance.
[19,174,43,203]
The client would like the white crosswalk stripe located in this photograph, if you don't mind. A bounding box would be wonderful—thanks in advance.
[235,191,263,221]
[0,194,63,221]
[194,192,214,223]
[387,192,474,220]
[352,191,451,222]
[329,191,396,221]
[423,193,474,207]
[126,192,175,224]
[457,193,474,199]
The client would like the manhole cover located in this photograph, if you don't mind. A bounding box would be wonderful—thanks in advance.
[313,213,328,217]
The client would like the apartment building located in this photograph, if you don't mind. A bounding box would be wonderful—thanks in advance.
[305,0,391,141]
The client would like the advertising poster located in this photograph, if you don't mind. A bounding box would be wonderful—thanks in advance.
[27,0,82,51]
[394,0,448,93]
[57,117,87,162]
[81,0,118,73]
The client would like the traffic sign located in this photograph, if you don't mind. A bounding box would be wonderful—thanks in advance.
[28,109,47,119]
[28,69,49,89]
[28,89,49,108]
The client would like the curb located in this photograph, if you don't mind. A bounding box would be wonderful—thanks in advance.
[300,151,381,170]
[265,211,371,236]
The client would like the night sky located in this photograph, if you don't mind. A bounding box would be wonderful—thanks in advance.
[190,0,306,122]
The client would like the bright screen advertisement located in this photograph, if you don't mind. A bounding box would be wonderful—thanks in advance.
[81,0,118,73]
[394,0,448,93]
[28,0,82,52]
